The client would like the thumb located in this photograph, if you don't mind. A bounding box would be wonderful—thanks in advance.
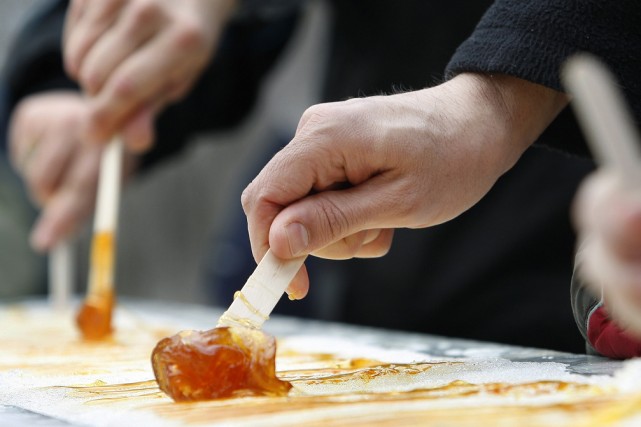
[268,175,401,259]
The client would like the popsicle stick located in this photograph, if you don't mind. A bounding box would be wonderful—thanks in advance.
[76,137,123,339]
[88,137,122,295]
[49,239,74,311]
[562,54,641,183]
[93,138,124,234]
[217,249,307,329]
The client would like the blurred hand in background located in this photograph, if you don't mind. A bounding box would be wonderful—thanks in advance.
[8,91,139,251]
[574,169,641,336]
[63,0,236,151]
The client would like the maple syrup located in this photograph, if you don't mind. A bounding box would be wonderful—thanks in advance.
[76,292,114,340]
[76,231,115,340]
[151,326,291,401]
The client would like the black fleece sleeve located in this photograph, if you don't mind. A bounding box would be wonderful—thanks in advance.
[446,0,641,120]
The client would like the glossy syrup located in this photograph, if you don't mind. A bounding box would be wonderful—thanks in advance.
[151,327,292,401]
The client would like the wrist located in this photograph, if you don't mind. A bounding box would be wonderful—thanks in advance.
[442,73,568,176]
[475,72,569,171]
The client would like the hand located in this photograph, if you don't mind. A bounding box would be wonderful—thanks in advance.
[573,170,641,336]
[242,73,568,299]
[8,91,141,252]
[63,0,236,151]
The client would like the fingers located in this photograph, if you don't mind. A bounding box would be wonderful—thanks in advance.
[20,131,77,205]
[8,94,84,205]
[64,0,86,31]
[311,228,395,259]
[30,144,102,251]
[578,237,641,336]
[243,169,400,261]
[8,99,44,173]
[84,25,207,146]
[242,99,423,264]
[77,1,163,95]
[258,166,408,260]
[63,0,222,147]
[284,265,309,301]
[64,0,125,79]
[7,92,129,251]
[574,170,641,262]
[605,285,641,337]
[574,170,641,336]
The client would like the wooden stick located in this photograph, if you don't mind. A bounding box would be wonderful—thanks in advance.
[217,249,307,329]
[562,54,641,184]
[76,137,123,339]
[94,138,123,233]
[87,137,122,296]
[49,239,74,311]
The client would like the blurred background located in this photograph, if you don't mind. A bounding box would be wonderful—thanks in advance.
[0,0,51,298]
[0,1,594,354]
[0,0,329,304]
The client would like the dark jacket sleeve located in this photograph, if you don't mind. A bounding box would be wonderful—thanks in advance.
[1,0,300,170]
[445,0,641,122]
[3,1,78,111]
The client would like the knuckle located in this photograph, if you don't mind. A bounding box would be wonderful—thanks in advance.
[112,75,137,99]
[241,181,268,217]
[297,100,370,144]
[129,0,161,25]
[296,104,337,141]
[302,104,331,126]
[240,186,254,213]
[172,17,207,51]
[104,0,125,10]
[315,198,350,243]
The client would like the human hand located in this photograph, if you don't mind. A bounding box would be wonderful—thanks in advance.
[573,169,641,336]
[242,73,568,299]
[8,91,142,252]
[63,0,236,151]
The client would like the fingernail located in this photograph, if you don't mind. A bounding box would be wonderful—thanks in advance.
[285,222,309,256]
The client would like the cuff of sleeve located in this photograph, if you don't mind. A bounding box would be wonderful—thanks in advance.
[445,27,578,92]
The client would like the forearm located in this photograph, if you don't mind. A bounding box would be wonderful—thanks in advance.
[446,0,641,157]
[430,73,568,184]
[484,73,569,170]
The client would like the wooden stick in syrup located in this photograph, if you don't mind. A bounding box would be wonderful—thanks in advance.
[76,137,123,340]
